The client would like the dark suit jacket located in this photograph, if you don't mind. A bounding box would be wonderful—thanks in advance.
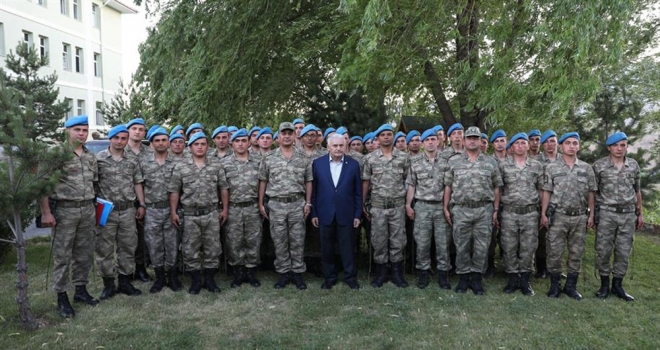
[311,155,363,227]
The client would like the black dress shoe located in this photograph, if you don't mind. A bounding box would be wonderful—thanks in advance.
[346,281,360,290]
[321,281,336,290]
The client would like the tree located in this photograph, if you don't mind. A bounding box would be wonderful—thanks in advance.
[1,42,69,140]
[102,74,156,127]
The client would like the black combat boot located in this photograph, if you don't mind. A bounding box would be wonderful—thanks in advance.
[188,270,203,294]
[243,267,261,287]
[73,285,99,306]
[503,273,520,294]
[470,272,485,295]
[292,273,308,290]
[484,256,495,279]
[391,262,409,288]
[274,272,291,289]
[166,268,183,292]
[99,277,117,300]
[535,257,547,279]
[118,274,142,296]
[416,270,430,289]
[230,266,244,288]
[134,264,151,283]
[519,272,534,296]
[563,272,582,300]
[57,292,75,318]
[596,275,610,299]
[371,264,389,288]
[150,267,166,293]
[203,268,221,293]
[455,273,470,293]
[611,277,634,301]
[546,273,561,298]
[438,270,451,290]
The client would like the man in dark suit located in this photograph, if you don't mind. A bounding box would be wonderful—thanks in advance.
[311,133,363,290]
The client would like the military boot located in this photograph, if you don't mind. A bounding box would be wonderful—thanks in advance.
[73,285,99,306]
[203,268,221,293]
[437,270,451,290]
[416,270,430,289]
[391,262,409,288]
[99,277,117,300]
[188,270,203,294]
[470,272,485,295]
[546,273,562,298]
[166,268,183,292]
[118,274,142,296]
[520,272,534,296]
[134,264,151,283]
[292,273,308,290]
[611,277,634,301]
[150,267,166,293]
[455,273,470,293]
[57,292,75,318]
[274,272,291,289]
[371,264,389,288]
[503,273,520,294]
[595,275,610,299]
[563,272,582,300]
[535,257,547,279]
[243,267,261,287]
[230,266,244,288]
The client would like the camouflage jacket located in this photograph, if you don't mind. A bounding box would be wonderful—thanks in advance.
[96,149,143,203]
[593,156,640,206]
[362,148,410,200]
[542,157,597,211]
[407,152,448,201]
[258,147,312,198]
[168,156,224,208]
[499,156,543,207]
[220,153,262,203]
[445,152,502,205]
[51,145,98,201]
[139,153,178,204]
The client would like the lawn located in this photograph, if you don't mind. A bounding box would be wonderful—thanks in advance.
[1,232,659,349]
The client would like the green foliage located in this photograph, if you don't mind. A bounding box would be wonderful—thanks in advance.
[102,75,156,128]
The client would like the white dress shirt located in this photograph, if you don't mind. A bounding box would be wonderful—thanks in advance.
[329,155,344,187]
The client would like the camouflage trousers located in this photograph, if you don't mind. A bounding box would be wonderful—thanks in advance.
[413,201,451,271]
[226,204,262,268]
[95,207,137,278]
[370,205,406,264]
[51,204,96,293]
[546,213,587,274]
[500,210,539,273]
[595,210,635,278]
[451,205,492,275]
[144,207,179,269]
[268,199,306,274]
[182,210,221,270]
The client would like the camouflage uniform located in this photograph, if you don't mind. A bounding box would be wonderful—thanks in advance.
[168,156,225,270]
[499,157,543,273]
[126,144,153,268]
[220,153,263,268]
[50,146,98,292]
[258,148,313,274]
[95,149,143,277]
[533,152,558,273]
[140,153,179,269]
[593,156,640,277]
[362,148,410,264]
[542,157,597,274]
[445,152,502,274]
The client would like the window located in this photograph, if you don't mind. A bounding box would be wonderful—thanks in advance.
[92,4,100,28]
[93,53,101,77]
[76,99,85,116]
[96,102,104,126]
[39,36,48,59]
[23,31,33,47]
[72,0,80,20]
[75,47,83,73]
[60,0,68,15]
[38,0,46,6]
[64,98,73,119]
[0,23,5,56]
[62,43,71,71]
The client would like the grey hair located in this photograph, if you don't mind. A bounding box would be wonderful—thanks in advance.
[327,133,346,144]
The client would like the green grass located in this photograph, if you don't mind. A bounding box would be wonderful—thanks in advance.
[1,233,659,349]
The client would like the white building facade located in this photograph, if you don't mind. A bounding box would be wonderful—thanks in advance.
[0,0,136,132]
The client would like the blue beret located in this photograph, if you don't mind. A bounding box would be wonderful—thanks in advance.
[540,130,557,144]
[375,124,394,137]
[312,125,322,132]
[228,126,238,133]
[558,132,580,144]
[406,130,421,144]
[350,136,363,144]
[324,128,336,139]
[420,129,436,142]
[394,131,406,141]
[363,132,374,143]
[212,126,228,139]
[336,126,348,135]
[248,126,261,136]
[230,128,248,142]
[433,124,444,132]
[257,127,273,139]
[126,118,145,128]
[292,118,305,125]
[507,132,529,149]
[170,125,184,135]
[188,132,207,146]
[146,125,160,140]
[169,133,184,142]
[186,123,204,137]
[446,123,464,137]
[301,124,317,137]
[273,131,279,140]
[490,129,506,143]
[108,125,129,139]
[481,133,488,140]
[528,129,541,138]
[606,131,628,146]
[148,127,168,142]
[64,115,88,128]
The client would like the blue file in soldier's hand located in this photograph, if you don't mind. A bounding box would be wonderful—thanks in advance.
[95,198,114,227]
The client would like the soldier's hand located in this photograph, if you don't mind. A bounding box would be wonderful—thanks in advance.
[260,205,269,220]
[587,215,595,229]
[443,209,452,226]
[171,213,181,228]
[136,207,145,220]
[637,214,644,230]
[311,217,319,228]
[406,206,415,220]
[492,212,499,228]
[540,214,549,228]
[220,209,228,226]
[41,213,56,227]
[303,204,311,219]
[362,206,370,221]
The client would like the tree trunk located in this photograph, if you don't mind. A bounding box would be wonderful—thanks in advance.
[423,60,456,127]
[456,0,484,128]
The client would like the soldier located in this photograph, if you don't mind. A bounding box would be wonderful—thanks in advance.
[293,118,305,148]
[210,126,233,159]
[406,131,421,157]
[480,133,489,153]
[258,122,313,290]
[140,128,182,293]
[228,126,238,140]
[95,125,146,299]
[533,130,558,278]
[406,128,451,289]
[248,126,261,152]
[349,136,364,154]
[273,131,280,148]
[300,124,326,160]
[39,115,98,318]
[443,123,464,156]
[219,129,264,288]
[434,125,446,152]
[443,126,502,295]
[257,127,274,155]
[169,132,186,158]
[540,132,596,300]
[499,133,544,295]
[490,130,507,162]
[186,123,204,139]
[362,124,411,288]
[394,131,407,152]
[363,132,375,153]
[168,132,225,294]
[536,130,559,163]
[485,129,507,277]
[593,132,642,301]
[171,125,185,139]
[528,129,542,158]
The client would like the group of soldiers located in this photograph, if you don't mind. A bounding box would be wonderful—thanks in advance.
[42,115,643,319]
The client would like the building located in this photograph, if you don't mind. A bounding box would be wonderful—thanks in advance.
[0,0,137,133]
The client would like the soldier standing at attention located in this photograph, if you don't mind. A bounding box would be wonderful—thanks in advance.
[169,132,225,294]
[394,131,408,152]
[443,126,502,295]
[499,133,543,295]
[39,116,98,318]
[96,125,146,299]
[541,132,596,300]
[406,131,422,157]
[258,122,313,290]
[362,124,411,288]
[248,126,261,153]
[528,129,542,158]
[490,130,508,162]
[533,130,558,278]
[300,124,326,159]
[349,136,364,154]
[210,126,233,159]
[480,133,489,153]
[220,129,264,288]
[434,125,446,152]
[256,127,274,155]
[169,132,186,159]
[485,129,507,277]
[293,118,306,148]
[593,132,642,301]
[443,123,465,156]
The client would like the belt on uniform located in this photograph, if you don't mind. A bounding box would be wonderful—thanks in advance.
[183,205,217,216]
[456,201,491,209]
[54,199,94,208]
[230,200,257,208]
[556,208,585,217]
[270,195,303,203]
[114,201,135,211]
[145,201,169,209]
[504,205,538,215]
[599,204,635,214]
[416,200,443,205]
[371,198,405,209]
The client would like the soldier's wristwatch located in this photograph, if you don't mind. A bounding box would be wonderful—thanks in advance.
[305,203,313,207]
[139,203,146,209]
